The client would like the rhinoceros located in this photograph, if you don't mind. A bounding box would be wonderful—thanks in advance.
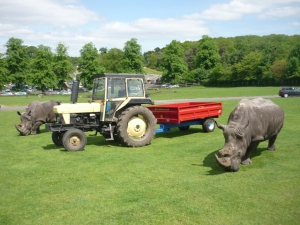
[15,100,58,136]
[215,97,284,172]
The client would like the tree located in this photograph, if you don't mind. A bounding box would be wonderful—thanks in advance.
[286,43,300,78]
[231,51,263,81]
[269,59,286,80]
[78,42,105,88]
[184,47,198,71]
[53,43,75,88]
[26,46,38,58]
[5,37,30,88]
[99,47,108,55]
[189,68,209,84]
[29,45,57,91]
[148,53,159,69]
[0,53,9,88]
[286,57,300,78]
[100,48,125,73]
[195,35,220,70]
[161,40,188,83]
[122,38,143,73]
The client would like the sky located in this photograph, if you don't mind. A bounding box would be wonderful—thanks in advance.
[0,0,300,57]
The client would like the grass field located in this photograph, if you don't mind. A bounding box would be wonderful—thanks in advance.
[0,86,281,107]
[143,67,163,75]
[0,89,299,224]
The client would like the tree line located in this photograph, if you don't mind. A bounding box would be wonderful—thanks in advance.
[1,34,300,91]
[0,38,145,91]
[144,34,300,86]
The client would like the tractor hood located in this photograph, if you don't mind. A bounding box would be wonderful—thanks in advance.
[53,102,101,114]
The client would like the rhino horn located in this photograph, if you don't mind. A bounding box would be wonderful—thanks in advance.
[215,121,226,131]
[215,154,231,168]
[14,124,29,136]
[15,123,23,133]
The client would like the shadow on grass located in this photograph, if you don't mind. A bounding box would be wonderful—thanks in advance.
[154,127,205,139]
[202,149,226,175]
[201,147,268,175]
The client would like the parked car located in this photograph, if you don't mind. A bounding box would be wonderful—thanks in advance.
[0,92,13,96]
[278,87,300,98]
[14,91,27,96]
[59,90,72,95]
[45,91,60,95]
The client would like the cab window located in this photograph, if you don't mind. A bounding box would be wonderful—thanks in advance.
[92,78,105,100]
[127,79,144,97]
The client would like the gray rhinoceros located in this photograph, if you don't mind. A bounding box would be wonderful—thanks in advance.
[215,97,284,172]
[15,100,58,136]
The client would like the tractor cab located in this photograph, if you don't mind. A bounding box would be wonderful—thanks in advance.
[92,73,151,121]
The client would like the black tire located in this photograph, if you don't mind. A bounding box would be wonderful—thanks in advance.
[202,118,215,132]
[52,131,64,146]
[178,126,190,131]
[116,106,156,147]
[62,129,87,151]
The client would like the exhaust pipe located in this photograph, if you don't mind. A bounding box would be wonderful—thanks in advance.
[70,75,79,103]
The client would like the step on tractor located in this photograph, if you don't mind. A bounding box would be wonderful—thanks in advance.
[47,73,222,151]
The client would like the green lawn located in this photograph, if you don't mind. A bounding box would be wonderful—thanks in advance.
[0,86,281,107]
[143,67,162,75]
[0,93,299,224]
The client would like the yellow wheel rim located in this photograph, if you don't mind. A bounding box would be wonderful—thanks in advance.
[68,135,81,146]
[127,117,146,138]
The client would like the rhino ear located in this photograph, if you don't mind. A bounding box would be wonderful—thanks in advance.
[215,121,226,131]
[17,111,21,116]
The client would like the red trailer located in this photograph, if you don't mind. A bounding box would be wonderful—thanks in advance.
[147,102,222,133]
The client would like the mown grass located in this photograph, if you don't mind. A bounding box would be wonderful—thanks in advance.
[0,86,281,107]
[143,67,163,75]
[0,95,299,224]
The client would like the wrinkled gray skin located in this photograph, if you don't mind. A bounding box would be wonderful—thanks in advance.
[15,100,57,136]
[215,97,284,172]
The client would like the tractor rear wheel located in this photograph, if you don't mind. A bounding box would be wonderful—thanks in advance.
[116,106,156,147]
[62,129,87,151]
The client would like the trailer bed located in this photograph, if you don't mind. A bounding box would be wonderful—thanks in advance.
[147,102,222,124]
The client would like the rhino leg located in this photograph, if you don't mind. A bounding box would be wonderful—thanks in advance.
[31,121,43,135]
[241,158,252,165]
[242,141,260,165]
[267,135,277,151]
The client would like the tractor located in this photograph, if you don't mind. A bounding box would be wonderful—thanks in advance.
[47,73,157,151]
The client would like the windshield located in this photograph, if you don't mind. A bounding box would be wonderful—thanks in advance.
[127,79,144,97]
[107,78,126,98]
[92,78,105,100]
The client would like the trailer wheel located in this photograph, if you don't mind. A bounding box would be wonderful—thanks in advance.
[62,129,86,151]
[178,126,190,131]
[202,118,215,132]
[117,106,156,147]
[52,131,64,146]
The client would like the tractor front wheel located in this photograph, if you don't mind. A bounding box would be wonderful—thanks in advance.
[116,106,156,147]
[62,129,87,151]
